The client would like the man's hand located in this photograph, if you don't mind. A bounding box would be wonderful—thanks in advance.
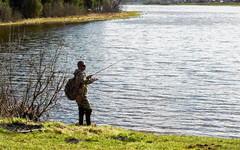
[87,75,93,79]
[87,75,99,81]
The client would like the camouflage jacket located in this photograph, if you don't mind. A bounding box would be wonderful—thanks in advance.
[74,69,97,98]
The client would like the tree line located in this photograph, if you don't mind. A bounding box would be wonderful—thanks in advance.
[0,0,121,22]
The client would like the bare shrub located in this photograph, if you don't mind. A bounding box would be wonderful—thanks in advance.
[43,2,86,18]
[51,2,65,17]
[111,0,121,12]
[42,2,52,17]
[102,0,121,12]
[63,3,86,16]
[43,2,64,17]
[102,0,111,12]
[0,40,67,121]
[12,10,23,21]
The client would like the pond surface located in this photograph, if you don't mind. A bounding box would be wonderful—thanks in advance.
[1,5,240,138]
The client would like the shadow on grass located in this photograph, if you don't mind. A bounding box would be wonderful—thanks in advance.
[0,122,43,133]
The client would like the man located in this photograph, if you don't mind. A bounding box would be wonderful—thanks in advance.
[74,61,98,126]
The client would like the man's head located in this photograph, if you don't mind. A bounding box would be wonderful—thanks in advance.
[78,61,86,71]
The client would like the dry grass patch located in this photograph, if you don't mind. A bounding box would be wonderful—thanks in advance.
[0,11,141,26]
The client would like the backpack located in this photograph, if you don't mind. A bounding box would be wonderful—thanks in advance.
[64,77,80,100]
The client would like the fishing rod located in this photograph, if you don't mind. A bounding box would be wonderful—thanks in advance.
[92,59,125,76]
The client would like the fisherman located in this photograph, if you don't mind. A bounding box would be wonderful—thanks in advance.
[74,61,98,126]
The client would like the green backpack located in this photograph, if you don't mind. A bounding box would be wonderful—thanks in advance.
[64,77,79,100]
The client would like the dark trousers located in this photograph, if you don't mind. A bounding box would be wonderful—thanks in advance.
[78,105,92,126]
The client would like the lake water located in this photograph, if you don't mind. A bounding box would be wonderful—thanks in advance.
[1,5,240,139]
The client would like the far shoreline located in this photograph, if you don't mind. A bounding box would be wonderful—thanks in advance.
[1,2,239,26]
[0,11,141,27]
[122,2,240,6]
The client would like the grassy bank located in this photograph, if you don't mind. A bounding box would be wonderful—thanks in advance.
[0,11,141,26]
[0,118,240,149]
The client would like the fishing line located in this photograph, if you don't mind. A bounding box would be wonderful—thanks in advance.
[92,59,126,76]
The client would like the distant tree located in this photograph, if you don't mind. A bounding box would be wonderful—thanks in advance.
[68,0,84,8]
[64,0,74,3]
[91,0,101,11]
[41,0,52,3]
[52,0,64,4]
[9,0,21,11]
[21,0,43,18]
[84,0,92,10]
[42,0,65,17]
[102,0,110,11]
[66,0,85,11]
[78,0,85,9]
[0,1,12,22]
[1,0,122,21]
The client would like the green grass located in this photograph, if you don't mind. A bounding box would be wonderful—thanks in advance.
[0,118,240,149]
[0,11,141,26]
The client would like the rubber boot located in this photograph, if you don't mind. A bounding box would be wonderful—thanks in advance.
[86,109,92,126]
[78,106,84,126]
